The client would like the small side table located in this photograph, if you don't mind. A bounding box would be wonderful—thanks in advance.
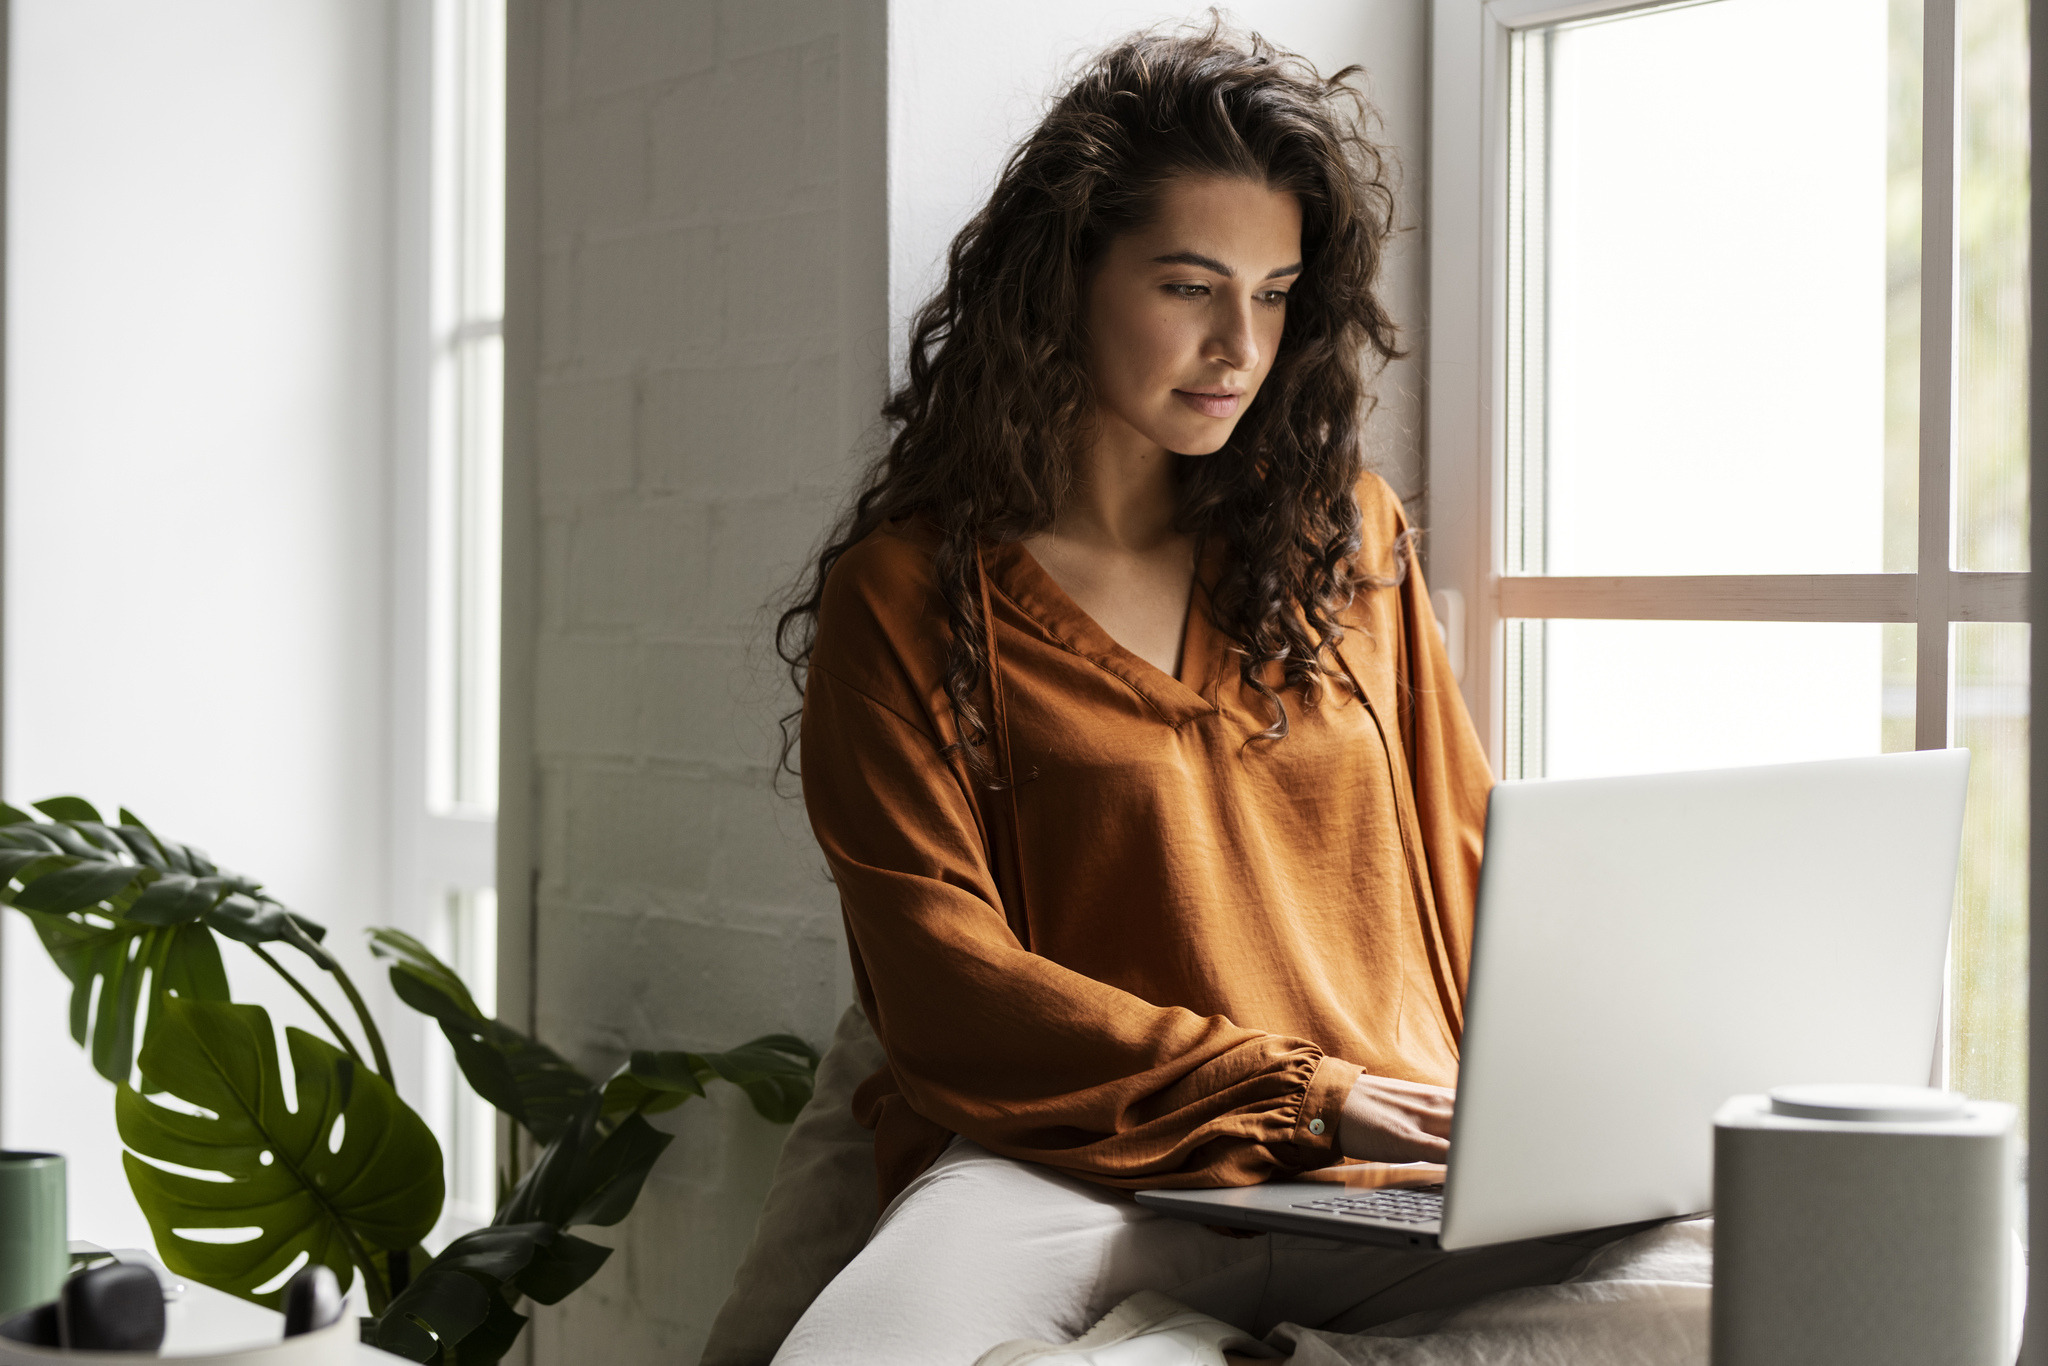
[74,1248,405,1362]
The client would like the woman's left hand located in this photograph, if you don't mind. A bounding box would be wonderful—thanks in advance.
[1336,1072,1454,1163]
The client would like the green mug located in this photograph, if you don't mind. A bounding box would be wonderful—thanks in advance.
[0,1152,66,1316]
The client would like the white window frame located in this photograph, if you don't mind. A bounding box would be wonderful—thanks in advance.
[390,0,506,1235]
[1425,0,2028,769]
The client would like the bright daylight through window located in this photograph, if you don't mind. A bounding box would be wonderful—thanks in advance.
[419,0,506,1228]
[1495,0,2028,1114]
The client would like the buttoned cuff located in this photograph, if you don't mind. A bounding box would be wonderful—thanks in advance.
[1286,1054,1361,1167]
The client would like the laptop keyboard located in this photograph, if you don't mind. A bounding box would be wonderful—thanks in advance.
[1291,1184,1444,1225]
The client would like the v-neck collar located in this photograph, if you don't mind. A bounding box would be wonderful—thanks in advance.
[982,537,1222,727]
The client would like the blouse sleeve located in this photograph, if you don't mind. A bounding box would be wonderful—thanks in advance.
[801,658,1358,1190]
[1383,483,1492,1012]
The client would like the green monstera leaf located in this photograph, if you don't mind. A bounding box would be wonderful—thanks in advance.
[23,911,228,1084]
[0,800,335,1083]
[369,1096,660,1362]
[370,1221,612,1365]
[497,1092,672,1232]
[117,997,443,1313]
[599,1034,820,1125]
[368,929,595,1144]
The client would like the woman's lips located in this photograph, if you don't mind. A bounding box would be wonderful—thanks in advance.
[1174,389,1242,419]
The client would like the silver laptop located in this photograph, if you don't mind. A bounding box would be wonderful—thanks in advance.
[1137,750,1971,1251]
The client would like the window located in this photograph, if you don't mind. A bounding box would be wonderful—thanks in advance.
[395,0,507,1232]
[1430,0,2028,1109]
[432,0,506,824]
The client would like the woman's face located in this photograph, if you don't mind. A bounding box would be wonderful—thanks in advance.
[1083,175,1304,459]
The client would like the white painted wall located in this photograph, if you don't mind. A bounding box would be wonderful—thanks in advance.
[889,0,1432,497]
[2,0,400,1254]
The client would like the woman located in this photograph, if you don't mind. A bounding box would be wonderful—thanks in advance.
[771,22,1604,1364]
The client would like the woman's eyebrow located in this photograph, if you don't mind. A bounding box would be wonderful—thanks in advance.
[1150,251,1302,281]
[1151,250,1233,275]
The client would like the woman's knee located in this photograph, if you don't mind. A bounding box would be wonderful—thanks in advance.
[775,1144,1259,1364]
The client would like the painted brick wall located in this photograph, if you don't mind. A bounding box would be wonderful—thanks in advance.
[509,1,887,1359]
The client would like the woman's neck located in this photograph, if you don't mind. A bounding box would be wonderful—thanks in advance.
[1047,418,1180,552]
[1022,419,1199,680]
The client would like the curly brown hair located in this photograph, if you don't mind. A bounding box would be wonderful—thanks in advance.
[777,17,1404,778]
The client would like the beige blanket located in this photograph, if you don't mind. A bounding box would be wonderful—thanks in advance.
[1267,1218,1710,1365]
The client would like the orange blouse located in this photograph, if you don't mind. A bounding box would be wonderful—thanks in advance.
[800,473,1491,1206]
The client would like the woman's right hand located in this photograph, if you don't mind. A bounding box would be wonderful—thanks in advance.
[1337,1072,1455,1163]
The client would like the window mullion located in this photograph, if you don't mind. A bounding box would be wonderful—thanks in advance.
[1503,25,1550,779]
[1916,0,1962,751]
[1497,571,2028,624]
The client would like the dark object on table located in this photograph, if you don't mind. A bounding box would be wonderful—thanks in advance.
[0,1262,168,1352]
[59,1261,166,1351]
[283,1264,344,1337]
[0,1300,58,1346]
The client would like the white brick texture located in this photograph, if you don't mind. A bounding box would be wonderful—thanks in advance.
[511,1,884,1360]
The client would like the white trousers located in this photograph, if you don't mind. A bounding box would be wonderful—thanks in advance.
[772,1140,1624,1365]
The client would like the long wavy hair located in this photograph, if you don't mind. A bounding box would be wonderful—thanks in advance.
[777,18,1404,779]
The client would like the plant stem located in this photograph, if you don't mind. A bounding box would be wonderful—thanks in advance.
[249,945,365,1068]
[502,1130,523,1216]
[272,919,395,1082]
[333,1218,390,1317]
[328,961,395,1083]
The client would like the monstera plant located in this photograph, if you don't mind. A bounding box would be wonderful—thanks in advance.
[1,797,818,1364]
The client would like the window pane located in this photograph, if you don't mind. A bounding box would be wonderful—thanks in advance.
[1525,0,1914,576]
[454,331,503,810]
[1537,620,1912,780]
[427,0,506,817]
[1949,623,2027,1113]
[447,887,499,1222]
[1953,0,2029,570]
